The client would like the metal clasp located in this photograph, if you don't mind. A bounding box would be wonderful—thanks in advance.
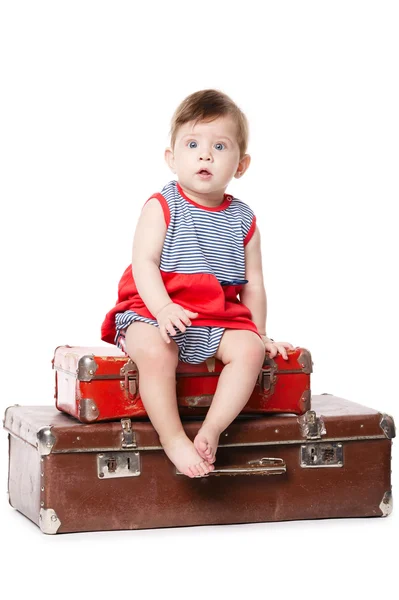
[120,359,139,400]
[298,410,327,440]
[121,418,137,449]
[257,357,278,394]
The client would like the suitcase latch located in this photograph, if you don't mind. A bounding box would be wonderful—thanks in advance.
[257,364,277,394]
[298,410,327,440]
[300,443,343,467]
[121,418,137,448]
[97,451,141,478]
[120,359,139,400]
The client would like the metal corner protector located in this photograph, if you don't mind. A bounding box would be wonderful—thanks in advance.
[379,414,396,439]
[77,354,98,381]
[37,426,56,455]
[39,508,61,534]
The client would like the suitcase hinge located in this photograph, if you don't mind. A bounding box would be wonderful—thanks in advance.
[298,410,327,440]
[121,418,137,448]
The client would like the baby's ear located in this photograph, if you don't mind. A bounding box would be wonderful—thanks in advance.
[165,147,176,173]
[235,153,251,178]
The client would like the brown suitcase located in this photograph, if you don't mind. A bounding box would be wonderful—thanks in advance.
[52,344,313,422]
[3,394,395,534]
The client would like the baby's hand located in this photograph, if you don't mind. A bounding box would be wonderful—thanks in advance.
[155,302,199,344]
[261,335,295,361]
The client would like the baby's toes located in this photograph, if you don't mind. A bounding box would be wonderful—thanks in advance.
[189,464,202,477]
[203,459,215,473]
[190,461,209,477]
[198,461,211,476]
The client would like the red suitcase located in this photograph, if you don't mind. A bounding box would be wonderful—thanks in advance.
[53,344,313,423]
[3,394,395,534]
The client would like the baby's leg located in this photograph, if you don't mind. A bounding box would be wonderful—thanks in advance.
[124,322,214,478]
[194,330,265,464]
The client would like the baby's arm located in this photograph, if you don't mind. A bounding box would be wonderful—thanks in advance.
[132,198,199,342]
[132,198,173,317]
[240,225,294,359]
[239,226,267,335]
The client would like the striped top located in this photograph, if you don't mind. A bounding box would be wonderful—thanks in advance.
[152,180,256,283]
[101,180,260,344]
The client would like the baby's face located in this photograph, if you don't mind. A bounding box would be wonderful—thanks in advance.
[166,116,248,195]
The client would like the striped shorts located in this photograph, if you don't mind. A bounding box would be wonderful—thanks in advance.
[114,310,225,365]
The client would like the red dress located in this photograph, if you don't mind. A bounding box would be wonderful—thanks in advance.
[101,180,260,345]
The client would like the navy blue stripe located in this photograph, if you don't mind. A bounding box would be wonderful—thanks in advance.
[114,181,256,363]
[157,180,255,282]
[114,311,225,364]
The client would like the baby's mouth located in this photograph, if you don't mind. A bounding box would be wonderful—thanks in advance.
[196,169,213,178]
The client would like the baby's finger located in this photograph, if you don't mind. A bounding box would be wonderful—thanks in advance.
[179,312,193,326]
[185,310,199,319]
[159,325,171,344]
[265,344,277,358]
[171,317,186,333]
[277,344,289,359]
[165,322,178,337]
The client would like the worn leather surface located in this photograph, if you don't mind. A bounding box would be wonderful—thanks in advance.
[4,395,394,533]
[43,438,393,532]
[53,345,312,421]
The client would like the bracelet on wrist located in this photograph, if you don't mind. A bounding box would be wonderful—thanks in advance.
[260,333,274,342]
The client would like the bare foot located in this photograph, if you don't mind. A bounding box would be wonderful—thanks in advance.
[194,425,221,464]
[161,432,215,478]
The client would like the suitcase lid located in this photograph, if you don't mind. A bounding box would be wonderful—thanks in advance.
[3,395,395,454]
[52,345,127,380]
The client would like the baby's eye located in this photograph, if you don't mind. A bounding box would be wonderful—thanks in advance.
[188,141,198,149]
[214,143,226,151]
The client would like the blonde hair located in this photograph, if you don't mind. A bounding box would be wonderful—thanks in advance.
[170,89,249,159]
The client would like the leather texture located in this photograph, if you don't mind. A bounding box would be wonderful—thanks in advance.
[4,395,394,533]
[52,345,313,422]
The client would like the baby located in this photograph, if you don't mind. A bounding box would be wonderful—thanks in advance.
[101,89,294,478]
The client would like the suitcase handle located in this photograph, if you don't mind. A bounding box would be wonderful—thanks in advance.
[176,457,286,477]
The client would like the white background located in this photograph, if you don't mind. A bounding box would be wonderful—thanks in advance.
[0,0,397,598]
